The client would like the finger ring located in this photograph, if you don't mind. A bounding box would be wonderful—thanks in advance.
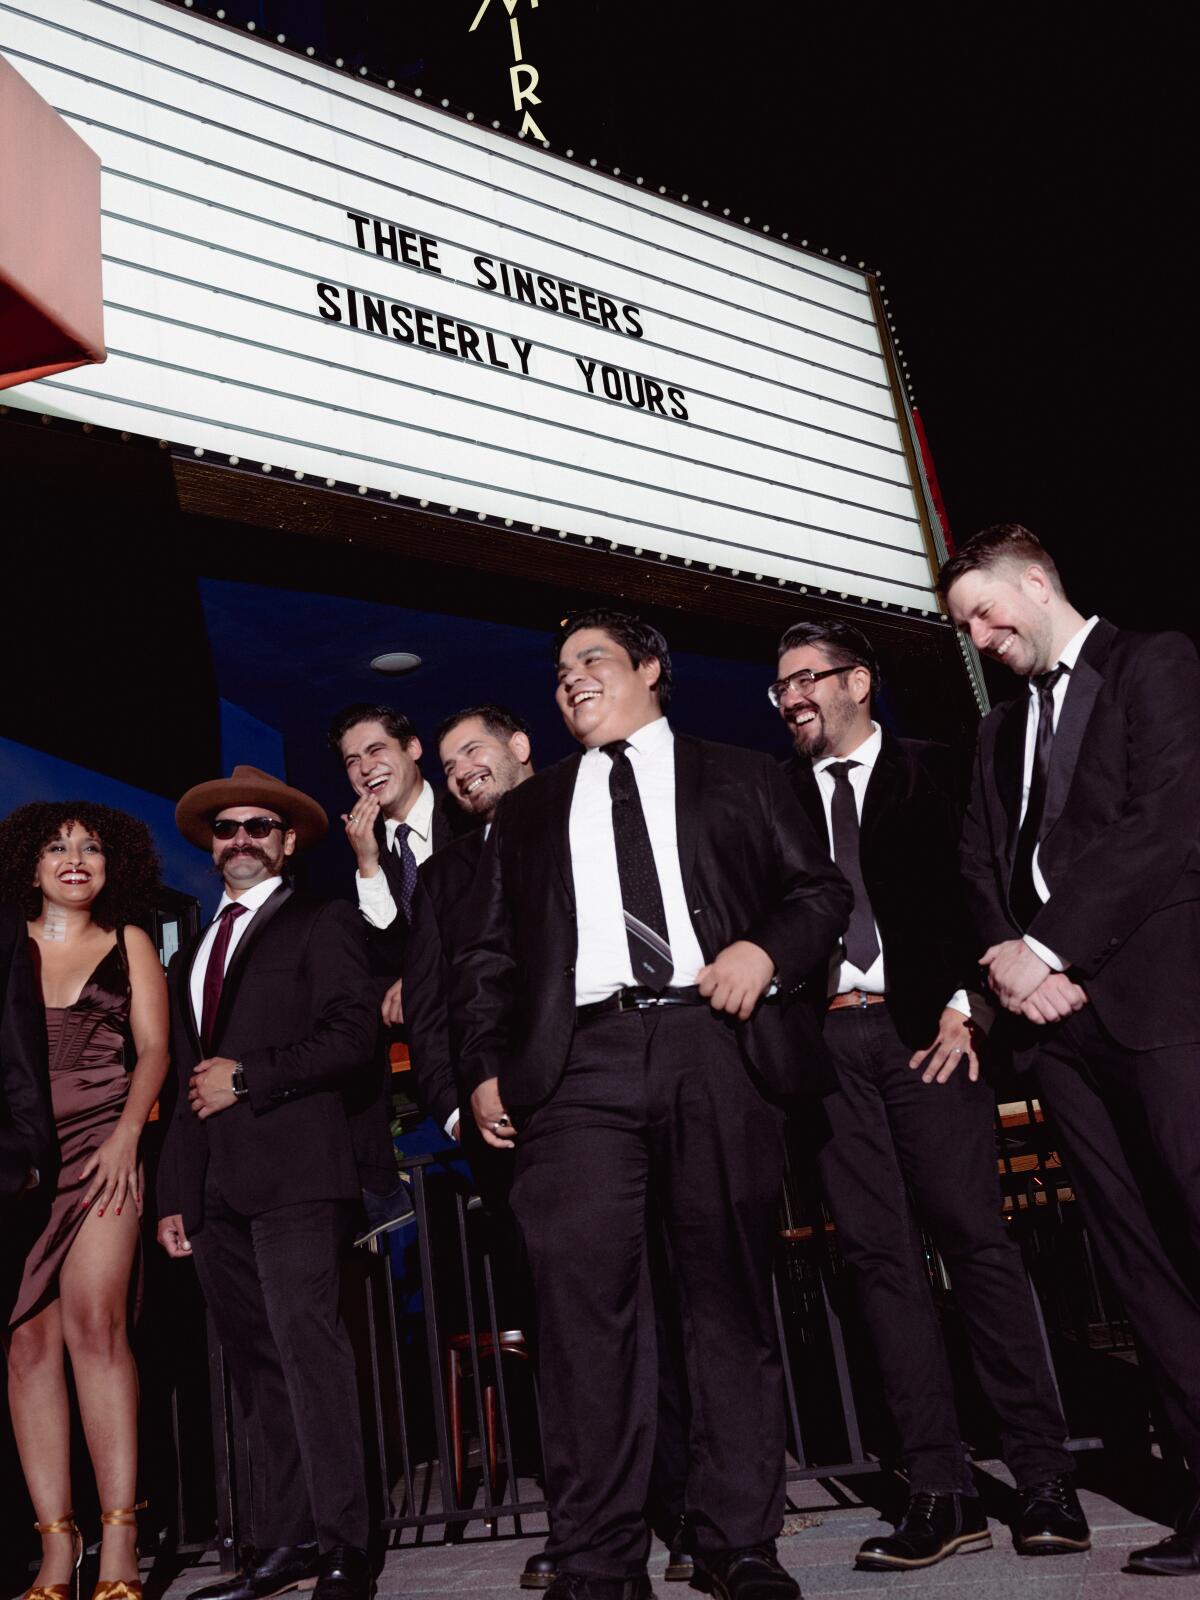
[953,1047,962,1054]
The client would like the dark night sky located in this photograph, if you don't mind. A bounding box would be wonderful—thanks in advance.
[188,2,1197,629]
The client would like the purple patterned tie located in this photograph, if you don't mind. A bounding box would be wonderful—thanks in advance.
[201,902,247,1049]
[394,823,419,925]
[602,741,674,991]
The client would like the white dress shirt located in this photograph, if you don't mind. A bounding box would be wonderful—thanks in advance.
[812,723,983,1026]
[357,780,437,930]
[1020,615,1100,971]
[569,717,706,1006]
[189,875,284,1032]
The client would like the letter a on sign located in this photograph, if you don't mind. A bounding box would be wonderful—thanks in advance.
[468,0,538,32]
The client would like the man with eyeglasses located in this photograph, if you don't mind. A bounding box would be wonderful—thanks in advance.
[158,765,386,1600]
[771,621,1084,1572]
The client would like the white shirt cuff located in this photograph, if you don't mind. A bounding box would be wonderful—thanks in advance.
[1023,934,1065,972]
[444,1111,461,1139]
[946,989,995,1034]
[356,870,398,930]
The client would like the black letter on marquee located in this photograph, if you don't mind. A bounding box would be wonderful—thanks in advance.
[475,256,498,291]
[346,213,370,251]
[575,358,597,392]
[622,305,644,338]
[316,282,343,321]
[668,387,688,420]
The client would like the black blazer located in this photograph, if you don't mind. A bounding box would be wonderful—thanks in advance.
[158,887,387,1231]
[0,905,54,1199]
[403,828,487,1129]
[785,734,978,1051]
[451,731,852,1109]
[961,620,1200,1054]
[362,795,454,993]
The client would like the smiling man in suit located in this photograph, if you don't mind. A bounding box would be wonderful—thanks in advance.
[156,766,384,1600]
[942,523,1200,1577]
[452,609,851,1600]
[774,618,1082,1571]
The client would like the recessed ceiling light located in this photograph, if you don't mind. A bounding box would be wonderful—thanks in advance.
[370,652,422,675]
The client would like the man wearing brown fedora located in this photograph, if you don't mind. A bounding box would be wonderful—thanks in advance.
[157,766,386,1600]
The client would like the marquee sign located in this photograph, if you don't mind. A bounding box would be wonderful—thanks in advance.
[0,0,943,609]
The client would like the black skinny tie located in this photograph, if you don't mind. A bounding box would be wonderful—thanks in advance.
[1010,664,1068,929]
[393,822,419,924]
[602,741,674,991]
[826,761,881,973]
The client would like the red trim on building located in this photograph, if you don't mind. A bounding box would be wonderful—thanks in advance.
[912,407,953,553]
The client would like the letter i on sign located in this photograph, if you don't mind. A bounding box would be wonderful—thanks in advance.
[467,0,547,145]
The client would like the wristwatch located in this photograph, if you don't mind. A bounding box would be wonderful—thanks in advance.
[231,1063,249,1101]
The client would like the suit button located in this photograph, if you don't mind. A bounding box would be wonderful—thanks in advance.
[1109,937,1119,946]
[563,964,575,977]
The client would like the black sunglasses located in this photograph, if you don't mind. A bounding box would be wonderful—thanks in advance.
[767,664,856,708]
[211,817,287,840]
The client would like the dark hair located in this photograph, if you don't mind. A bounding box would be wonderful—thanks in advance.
[326,703,418,756]
[0,801,162,930]
[936,522,1064,600]
[777,619,881,698]
[434,703,531,750]
[553,608,673,708]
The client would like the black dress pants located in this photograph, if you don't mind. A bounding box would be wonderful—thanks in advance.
[1035,1005,1200,1482]
[510,1004,786,1579]
[191,1174,369,1551]
[816,1003,1071,1493]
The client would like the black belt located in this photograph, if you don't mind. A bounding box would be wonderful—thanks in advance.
[576,984,704,1023]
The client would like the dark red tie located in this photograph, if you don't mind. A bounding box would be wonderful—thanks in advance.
[201,902,247,1050]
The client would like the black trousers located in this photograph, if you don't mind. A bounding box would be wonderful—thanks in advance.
[510,1004,786,1578]
[191,1175,369,1551]
[1035,1005,1200,1482]
[816,1003,1071,1493]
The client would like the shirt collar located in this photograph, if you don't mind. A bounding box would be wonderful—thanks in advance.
[216,874,283,920]
[813,721,882,776]
[623,716,672,755]
[1027,614,1100,692]
[384,779,435,843]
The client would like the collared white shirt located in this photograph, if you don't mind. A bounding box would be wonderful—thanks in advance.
[1020,615,1100,970]
[189,875,283,1032]
[569,717,706,1006]
[357,779,437,930]
[812,722,984,1026]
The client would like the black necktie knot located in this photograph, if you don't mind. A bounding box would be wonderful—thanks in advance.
[826,760,860,783]
[602,740,631,760]
[1033,664,1068,699]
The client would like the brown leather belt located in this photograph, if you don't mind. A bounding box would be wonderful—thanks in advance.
[827,989,887,1012]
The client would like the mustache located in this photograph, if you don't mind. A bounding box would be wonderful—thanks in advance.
[215,844,270,868]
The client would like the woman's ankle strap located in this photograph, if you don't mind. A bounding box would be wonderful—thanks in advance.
[33,1515,77,1536]
[99,1502,147,1529]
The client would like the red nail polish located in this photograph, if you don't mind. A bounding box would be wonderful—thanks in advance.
[98,1209,104,1216]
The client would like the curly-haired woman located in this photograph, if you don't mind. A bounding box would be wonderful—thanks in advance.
[0,802,168,1600]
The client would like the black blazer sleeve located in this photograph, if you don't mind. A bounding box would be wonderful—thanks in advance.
[241,900,377,1109]
[960,722,1020,953]
[451,814,517,1100]
[0,907,54,1198]
[402,877,461,1130]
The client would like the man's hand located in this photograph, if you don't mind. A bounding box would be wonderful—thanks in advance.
[381,977,404,1027]
[1020,973,1089,1025]
[189,1057,240,1120]
[341,793,382,875]
[157,1213,192,1257]
[909,1007,980,1084]
[981,939,1050,1012]
[471,1078,516,1150]
[697,940,775,1021]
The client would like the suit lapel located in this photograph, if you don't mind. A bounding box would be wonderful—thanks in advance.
[179,925,209,1054]
[785,756,828,846]
[210,884,293,1050]
[860,735,905,845]
[545,754,583,907]
[1041,622,1114,842]
[993,696,1029,865]
[673,732,704,896]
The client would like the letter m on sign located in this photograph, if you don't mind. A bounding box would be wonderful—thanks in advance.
[468,0,538,31]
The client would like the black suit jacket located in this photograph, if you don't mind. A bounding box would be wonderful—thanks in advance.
[0,905,54,1199]
[961,620,1200,1054]
[404,828,487,1129]
[785,734,979,1051]
[362,795,454,996]
[158,887,387,1231]
[451,731,852,1109]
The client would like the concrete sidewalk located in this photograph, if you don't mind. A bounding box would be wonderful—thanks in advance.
[156,1465,1194,1600]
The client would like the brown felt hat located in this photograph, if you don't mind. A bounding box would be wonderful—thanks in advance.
[175,765,328,851]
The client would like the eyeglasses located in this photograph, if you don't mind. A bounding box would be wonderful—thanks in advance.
[767,664,855,708]
[211,817,287,840]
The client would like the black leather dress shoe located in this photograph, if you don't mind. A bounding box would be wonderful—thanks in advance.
[692,1543,799,1600]
[519,1553,557,1590]
[190,1545,320,1600]
[543,1575,651,1600]
[1127,1497,1200,1576]
[663,1532,693,1585]
[1013,1475,1091,1555]
[312,1546,373,1600]
[855,1492,991,1571]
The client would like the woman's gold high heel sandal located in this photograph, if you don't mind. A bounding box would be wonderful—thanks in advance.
[90,1502,148,1600]
[26,1514,83,1600]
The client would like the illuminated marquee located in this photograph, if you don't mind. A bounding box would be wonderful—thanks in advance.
[0,0,942,609]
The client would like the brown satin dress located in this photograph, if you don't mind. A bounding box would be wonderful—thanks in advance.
[9,931,137,1329]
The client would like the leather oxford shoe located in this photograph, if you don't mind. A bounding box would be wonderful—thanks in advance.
[1013,1475,1091,1555]
[189,1545,320,1600]
[312,1547,373,1600]
[692,1543,799,1600]
[856,1491,991,1570]
[1127,1496,1200,1576]
[519,1553,557,1590]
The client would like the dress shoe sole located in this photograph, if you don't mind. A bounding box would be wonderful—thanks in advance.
[664,1562,694,1583]
[193,1582,318,1600]
[1015,1532,1092,1556]
[689,1568,798,1600]
[855,1530,992,1570]
[518,1576,555,1591]
[1124,1556,1200,1576]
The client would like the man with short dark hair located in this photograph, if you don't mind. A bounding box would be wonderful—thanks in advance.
[0,904,54,1324]
[157,766,385,1600]
[774,618,1084,1570]
[453,609,851,1600]
[942,524,1200,1577]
